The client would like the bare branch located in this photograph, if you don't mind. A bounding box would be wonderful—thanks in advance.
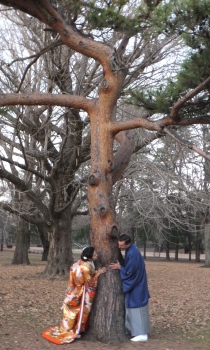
[0,168,49,218]
[2,203,46,225]
[0,93,95,112]
[163,127,210,161]
[111,114,166,134]
[71,210,89,217]
[15,37,62,92]
[112,131,135,184]
[111,113,210,135]
[170,75,210,121]
[0,155,51,181]
[0,0,113,70]
[8,36,61,67]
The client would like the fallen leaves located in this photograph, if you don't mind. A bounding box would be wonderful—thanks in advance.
[1,251,210,350]
[147,260,210,335]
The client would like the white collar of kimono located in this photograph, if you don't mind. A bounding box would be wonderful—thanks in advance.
[87,260,95,269]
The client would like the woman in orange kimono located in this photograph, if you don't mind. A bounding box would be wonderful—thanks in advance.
[42,247,106,344]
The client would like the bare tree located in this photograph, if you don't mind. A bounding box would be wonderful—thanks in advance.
[116,126,209,261]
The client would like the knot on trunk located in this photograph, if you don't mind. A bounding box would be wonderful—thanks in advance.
[108,160,114,171]
[100,78,109,90]
[99,206,106,215]
[106,224,119,239]
[88,173,100,186]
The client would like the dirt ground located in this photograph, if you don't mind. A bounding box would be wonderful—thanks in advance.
[1,249,210,350]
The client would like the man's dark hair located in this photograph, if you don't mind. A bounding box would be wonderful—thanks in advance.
[118,234,132,245]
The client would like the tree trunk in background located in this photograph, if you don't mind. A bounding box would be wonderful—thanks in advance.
[203,127,210,266]
[175,237,179,261]
[43,208,73,276]
[188,235,192,261]
[195,240,201,262]
[12,218,30,265]
[37,224,49,261]
[165,241,170,261]
[204,219,210,267]
[143,242,147,259]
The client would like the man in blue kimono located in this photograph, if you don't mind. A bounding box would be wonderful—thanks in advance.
[110,234,151,342]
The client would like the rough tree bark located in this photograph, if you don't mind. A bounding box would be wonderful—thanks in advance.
[44,192,74,276]
[12,218,30,265]
[175,237,179,261]
[86,66,128,341]
[37,224,49,261]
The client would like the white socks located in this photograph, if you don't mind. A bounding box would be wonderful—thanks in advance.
[130,334,148,342]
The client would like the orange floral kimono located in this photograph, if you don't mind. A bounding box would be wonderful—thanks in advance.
[42,260,98,344]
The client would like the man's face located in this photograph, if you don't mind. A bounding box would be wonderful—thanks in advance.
[118,241,130,251]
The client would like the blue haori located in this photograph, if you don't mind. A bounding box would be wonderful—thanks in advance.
[119,243,150,308]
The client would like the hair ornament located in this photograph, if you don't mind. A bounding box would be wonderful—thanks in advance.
[82,246,89,251]
[83,256,88,260]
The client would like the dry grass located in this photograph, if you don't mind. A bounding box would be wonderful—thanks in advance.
[1,249,210,350]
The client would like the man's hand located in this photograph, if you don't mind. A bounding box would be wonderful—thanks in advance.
[109,261,120,270]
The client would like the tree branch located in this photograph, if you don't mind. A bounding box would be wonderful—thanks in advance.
[112,131,135,184]
[8,36,61,67]
[169,75,210,122]
[71,210,89,218]
[1,203,46,225]
[111,115,168,134]
[163,127,210,161]
[14,37,62,92]
[111,114,210,135]
[0,168,50,219]
[0,156,51,181]
[116,35,131,59]
[0,0,113,70]
[0,93,95,113]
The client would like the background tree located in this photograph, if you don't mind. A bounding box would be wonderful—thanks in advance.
[116,127,208,262]
[203,126,210,266]
[0,9,95,272]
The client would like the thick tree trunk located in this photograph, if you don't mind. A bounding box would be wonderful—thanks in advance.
[204,220,210,266]
[88,138,126,342]
[43,209,74,276]
[42,242,49,262]
[89,270,125,342]
[195,241,201,262]
[87,73,127,342]
[12,218,30,265]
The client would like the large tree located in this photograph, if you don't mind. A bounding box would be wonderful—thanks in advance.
[0,9,94,272]
[0,0,210,343]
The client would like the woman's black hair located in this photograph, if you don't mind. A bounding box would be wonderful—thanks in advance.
[118,234,132,245]
[81,246,94,261]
